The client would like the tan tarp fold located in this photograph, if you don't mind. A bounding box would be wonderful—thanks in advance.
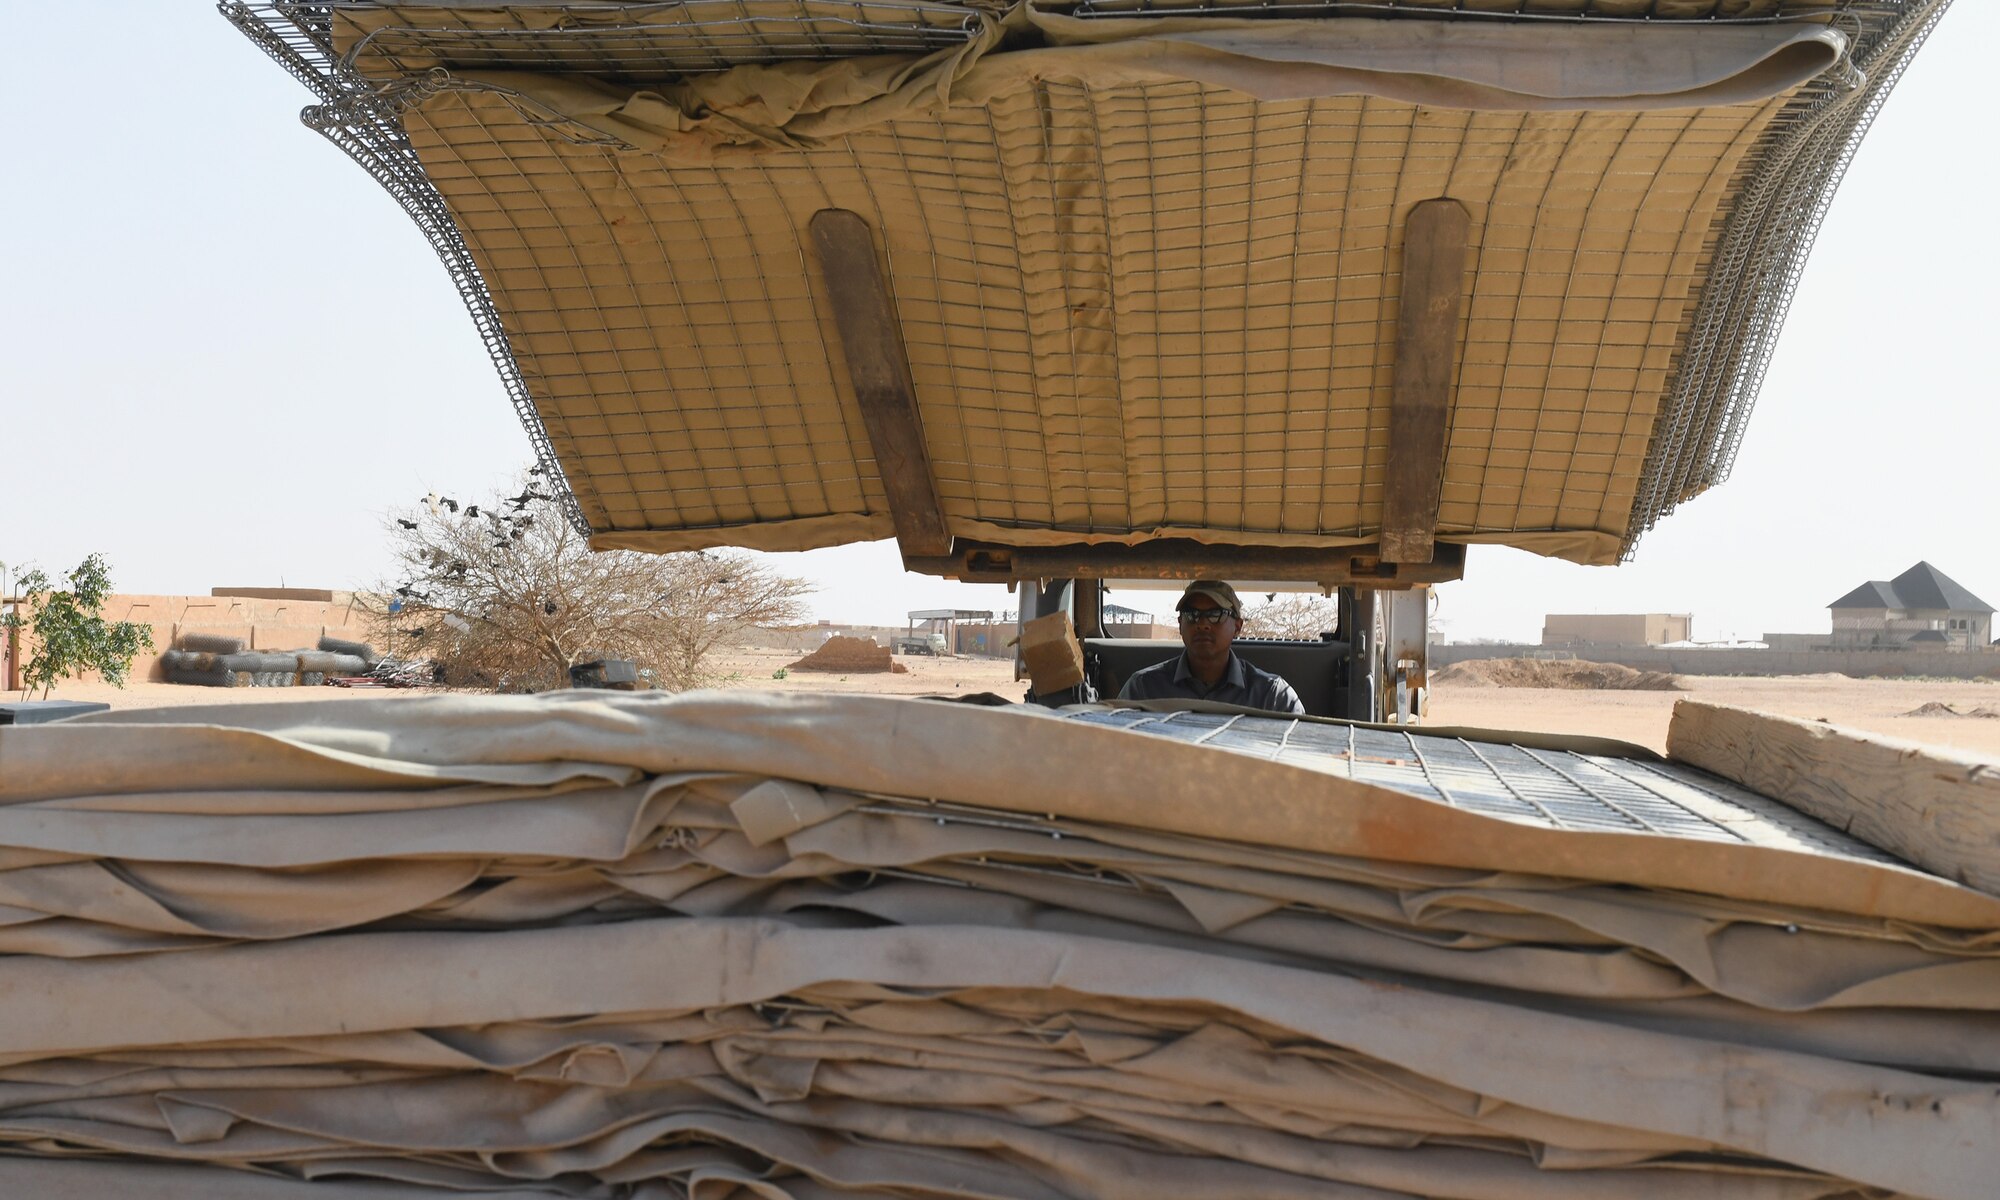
[462,18,1846,158]
[1,693,1990,1197]
[590,522,1626,567]
[388,48,1811,561]
[286,2,1925,566]
[18,692,1994,926]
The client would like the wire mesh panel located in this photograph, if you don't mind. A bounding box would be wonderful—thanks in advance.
[391,81,1778,555]
[1059,0,1856,19]
[337,2,987,79]
[226,0,1950,559]
[224,0,597,534]
[1630,0,1947,547]
[1066,707,1914,864]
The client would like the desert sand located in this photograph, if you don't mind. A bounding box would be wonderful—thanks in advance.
[33,650,2000,760]
[1427,673,2000,757]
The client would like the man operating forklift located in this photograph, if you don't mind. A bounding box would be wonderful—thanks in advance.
[1117,581,1305,714]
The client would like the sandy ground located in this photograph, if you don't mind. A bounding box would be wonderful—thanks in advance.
[30,680,442,710]
[32,649,1025,712]
[709,647,1022,698]
[1428,674,2000,757]
[34,653,2000,760]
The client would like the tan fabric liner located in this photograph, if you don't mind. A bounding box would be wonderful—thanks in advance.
[24,691,1998,927]
[591,518,1624,565]
[0,692,1995,1198]
[359,15,1840,563]
[474,19,1842,155]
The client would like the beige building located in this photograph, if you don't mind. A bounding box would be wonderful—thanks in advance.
[1101,603,1174,641]
[1542,613,1692,648]
[1829,562,1993,651]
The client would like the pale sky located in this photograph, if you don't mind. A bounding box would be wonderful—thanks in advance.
[3,6,1993,641]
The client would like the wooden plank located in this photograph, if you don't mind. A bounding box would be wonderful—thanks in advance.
[808,209,952,558]
[1072,579,1103,639]
[1379,199,1469,564]
[1667,701,2000,894]
[907,539,1465,587]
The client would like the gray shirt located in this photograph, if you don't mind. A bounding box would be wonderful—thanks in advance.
[1117,652,1305,714]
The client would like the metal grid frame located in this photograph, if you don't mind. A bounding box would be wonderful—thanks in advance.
[1627,0,1948,553]
[226,0,1949,554]
[223,0,990,537]
[397,82,1767,544]
[1067,707,1912,864]
[223,1,595,535]
[1062,0,1859,19]
[338,2,986,80]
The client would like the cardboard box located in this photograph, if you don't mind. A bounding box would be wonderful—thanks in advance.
[1019,612,1085,696]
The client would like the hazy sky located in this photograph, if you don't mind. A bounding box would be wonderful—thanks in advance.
[3,6,1992,640]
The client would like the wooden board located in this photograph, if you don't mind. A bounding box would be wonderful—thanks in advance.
[1380,199,1469,564]
[1667,700,2000,895]
[808,209,952,559]
[914,539,1467,587]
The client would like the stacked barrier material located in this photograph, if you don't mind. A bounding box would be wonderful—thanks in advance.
[788,635,908,674]
[158,649,372,687]
[227,3,1951,563]
[0,692,1996,1199]
[161,635,378,688]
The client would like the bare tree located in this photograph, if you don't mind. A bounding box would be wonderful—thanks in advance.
[379,476,812,691]
[1239,593,1341,641]
[651,549,817,691]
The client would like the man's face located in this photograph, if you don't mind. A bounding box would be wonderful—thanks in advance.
[1178,594,1238,660]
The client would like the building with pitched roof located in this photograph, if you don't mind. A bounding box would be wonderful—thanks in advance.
[1828,563,1993,651]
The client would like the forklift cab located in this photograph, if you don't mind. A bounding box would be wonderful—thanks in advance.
[1016,575,1436,724]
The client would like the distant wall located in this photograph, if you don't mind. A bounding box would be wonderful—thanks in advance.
[7,592,379,687]
[1830,607,1992,650]
[1438,642,2000,680]
[746,625,901,653]
[954,621,1013,657]
[1102,619,1174,641]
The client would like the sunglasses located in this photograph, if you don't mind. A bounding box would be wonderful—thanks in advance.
[1177,608,1235,626]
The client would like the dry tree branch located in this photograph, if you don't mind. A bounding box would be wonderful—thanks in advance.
[377,477,812,691]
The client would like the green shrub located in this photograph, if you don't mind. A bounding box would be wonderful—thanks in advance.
[2,554,154,700]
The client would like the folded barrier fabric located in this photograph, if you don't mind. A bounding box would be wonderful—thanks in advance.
[0,691,1991,1198]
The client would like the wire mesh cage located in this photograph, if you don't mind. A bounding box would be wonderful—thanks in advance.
[225,1,595,535]
[1627,0,1947,549]
[338,1,988,81]
[1057,0,1864,21]
[223,0,1951,557]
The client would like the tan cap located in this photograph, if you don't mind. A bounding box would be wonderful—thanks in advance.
[1175,580,1242,615]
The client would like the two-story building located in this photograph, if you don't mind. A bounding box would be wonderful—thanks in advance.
[1828,562,1993,651]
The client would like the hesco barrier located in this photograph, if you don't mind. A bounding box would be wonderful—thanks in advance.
[1436,642,2000,680]
[0,692,1996,1198]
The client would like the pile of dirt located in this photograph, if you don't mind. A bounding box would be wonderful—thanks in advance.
[787,635,908,674]
[1897,702,2000,719]
[1432,658,1683,691]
